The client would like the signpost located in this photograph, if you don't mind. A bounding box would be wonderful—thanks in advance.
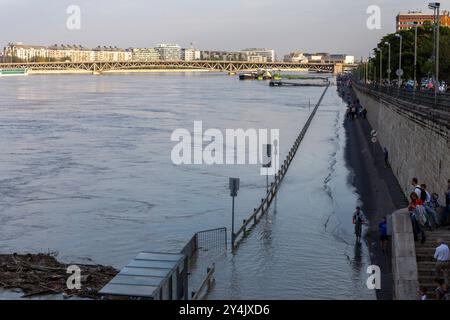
[262,144,272,194]
[370,130,378,158]
[229,177,240,249]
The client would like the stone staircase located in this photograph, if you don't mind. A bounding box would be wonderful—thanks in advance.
[415,229,450,298]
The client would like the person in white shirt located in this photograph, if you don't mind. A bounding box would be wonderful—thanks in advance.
[434,239,450,280]
[411,177,422,199]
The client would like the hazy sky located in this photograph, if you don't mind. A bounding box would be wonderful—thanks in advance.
[0,0,438,58]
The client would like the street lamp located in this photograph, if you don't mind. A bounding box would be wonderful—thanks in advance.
[413,22,418,97]
[429,2,441,102]
[395,33,403,95]
[376,47,382,89]
[384,41,391,87]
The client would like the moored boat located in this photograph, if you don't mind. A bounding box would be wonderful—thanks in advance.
[0,68,28,77]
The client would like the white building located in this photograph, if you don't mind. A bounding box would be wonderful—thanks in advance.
[155,44,181,61]
[241,48,276,62]
[344,55,355,64]
[48,44,95,62]
[327,54,355,64]
[92,46,132,62]
[3,42,49,61]
[131,48,160,61]
[283,52,308,63]
[181,48,201,61]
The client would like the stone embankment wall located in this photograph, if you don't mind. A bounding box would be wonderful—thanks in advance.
[354,87,450,199]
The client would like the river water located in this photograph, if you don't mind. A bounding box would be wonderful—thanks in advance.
[0,72,375,299]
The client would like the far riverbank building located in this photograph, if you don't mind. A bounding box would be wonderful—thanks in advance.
[396,10,450,31]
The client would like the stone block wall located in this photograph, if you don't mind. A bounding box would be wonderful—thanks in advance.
[354,88,450,200]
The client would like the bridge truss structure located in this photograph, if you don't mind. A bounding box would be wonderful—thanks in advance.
[0,60,357,74]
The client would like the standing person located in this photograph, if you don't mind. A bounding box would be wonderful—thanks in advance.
[409,192,426,243]
[411,177,422,199]
[362,107,367,119]
[444,179,450,226]
[434,239,450,281]
[353,207,365,243]
[378,217,388,253]
[421,184,440,228]
[383,148,389,168]
[434,278,450,300]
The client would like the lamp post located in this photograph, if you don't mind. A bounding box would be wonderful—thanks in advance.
[384,42,391,88]
[429,2,441,104]
[413,22,418,98]
[395,33,403,96]
[376,47,382,89]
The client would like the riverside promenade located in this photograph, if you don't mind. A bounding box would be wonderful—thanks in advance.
[338,78,409,300]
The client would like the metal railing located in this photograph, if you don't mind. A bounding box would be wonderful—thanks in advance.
[353,82,450,131]
[191,263,215,300]
[232,83,330,249]
[180,227,227,261]
[357,82,450,113]
[196,227,227,251]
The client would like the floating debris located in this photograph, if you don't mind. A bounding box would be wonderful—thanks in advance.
[0,253,117,299]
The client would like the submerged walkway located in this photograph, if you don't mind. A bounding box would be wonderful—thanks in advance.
[208,85,375,300]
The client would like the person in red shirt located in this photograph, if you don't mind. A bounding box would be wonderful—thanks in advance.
[409,192,424,211]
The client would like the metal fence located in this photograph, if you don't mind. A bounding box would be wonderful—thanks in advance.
[180,227,227,261]
[232,83,330,249]
[196,227,227,251]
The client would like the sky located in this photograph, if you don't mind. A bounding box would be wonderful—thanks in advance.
[0,0,442,58]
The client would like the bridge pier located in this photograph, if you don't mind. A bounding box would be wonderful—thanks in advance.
[333,63,344,75]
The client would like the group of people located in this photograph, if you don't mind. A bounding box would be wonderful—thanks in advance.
[337,75,367,120]
[352,207,388,253]
[408,178,450,300]
[408,178,450,244]
[418,238,450,300]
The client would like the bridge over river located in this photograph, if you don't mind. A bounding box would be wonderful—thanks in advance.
[0,60,357,74]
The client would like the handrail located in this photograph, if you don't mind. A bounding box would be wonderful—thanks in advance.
[191,263,215,300]
[232,83,330,249]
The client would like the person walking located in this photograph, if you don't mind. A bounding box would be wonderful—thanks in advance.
[379,217,389,253]
[434,239,450,282]
[353,207,365,243]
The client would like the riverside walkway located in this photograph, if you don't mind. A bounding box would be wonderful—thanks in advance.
[345,77,450,300]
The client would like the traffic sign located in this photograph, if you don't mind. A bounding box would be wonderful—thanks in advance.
[396,69,404,77]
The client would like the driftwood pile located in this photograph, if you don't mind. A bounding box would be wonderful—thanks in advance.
[0,253,117,299]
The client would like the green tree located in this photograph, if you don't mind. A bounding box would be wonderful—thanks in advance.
[370,24,450,83]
